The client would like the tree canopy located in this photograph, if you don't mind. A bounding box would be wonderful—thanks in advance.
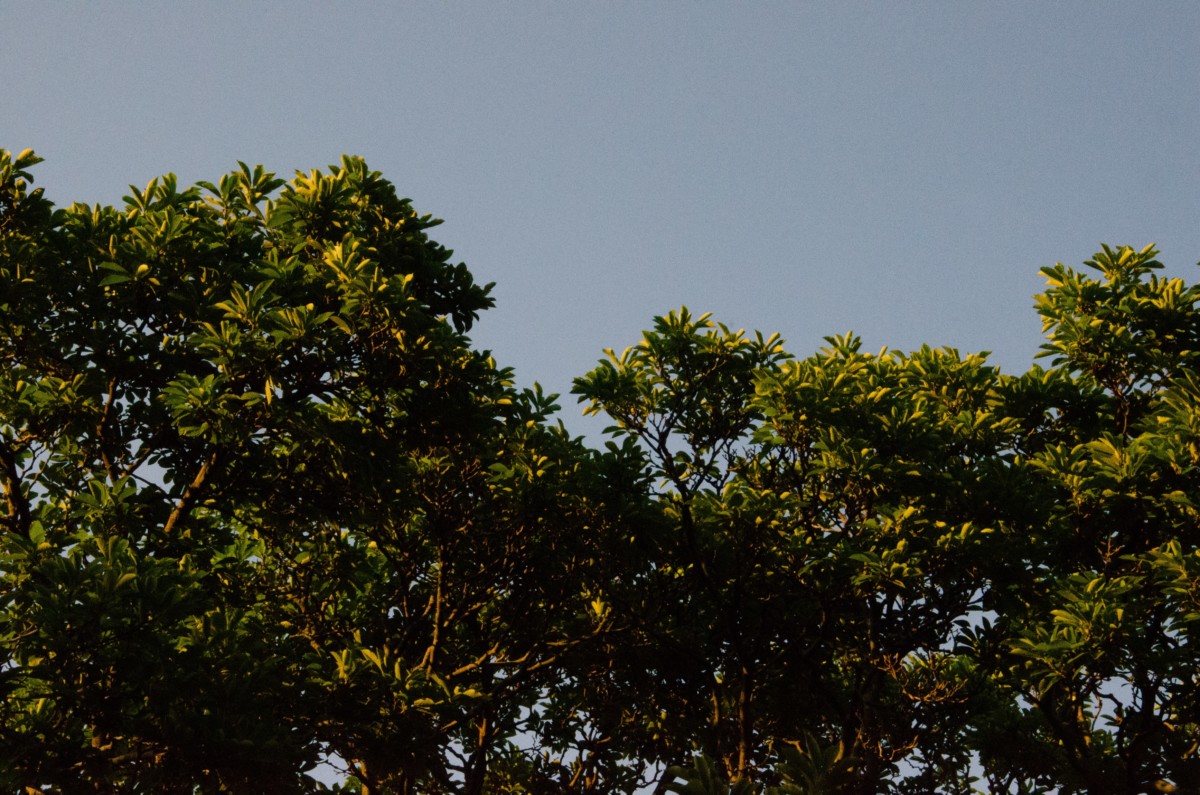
[3,149,1200,794]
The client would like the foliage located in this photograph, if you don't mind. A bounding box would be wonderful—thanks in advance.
[0,149,642,793]
[4,148,1200,794]
[570,243,1200,794]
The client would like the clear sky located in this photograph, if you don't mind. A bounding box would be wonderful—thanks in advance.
[5,2,1199,436]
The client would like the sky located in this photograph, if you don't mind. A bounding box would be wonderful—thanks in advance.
[4,2,1199,437]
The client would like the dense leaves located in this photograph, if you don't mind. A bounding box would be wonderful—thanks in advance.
[3,150,1200,793]
[0,150,640,793]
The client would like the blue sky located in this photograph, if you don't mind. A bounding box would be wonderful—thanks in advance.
[5,2,1199,435]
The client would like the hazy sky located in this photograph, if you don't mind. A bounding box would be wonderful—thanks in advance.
[5,2,1199,435]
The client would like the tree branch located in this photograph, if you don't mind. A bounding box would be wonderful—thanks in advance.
[0,441,31,537]
[162,449,218,535]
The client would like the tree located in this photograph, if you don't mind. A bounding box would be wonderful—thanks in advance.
[574,312,1031,793]
[969,245,1200,794]
[0,149,645,793]
[573,247,1200,794]
[5,146,1200,794]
